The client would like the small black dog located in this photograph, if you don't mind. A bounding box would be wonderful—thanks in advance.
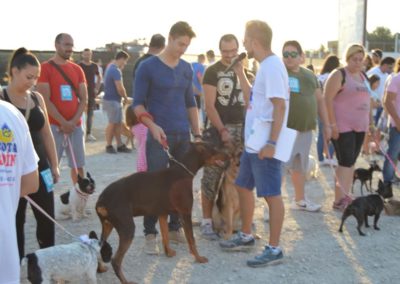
[60,172,95,221]
[339,179,392,236]
[352,160,381,195]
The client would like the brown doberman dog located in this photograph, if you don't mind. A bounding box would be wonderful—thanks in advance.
[95,141,228,284]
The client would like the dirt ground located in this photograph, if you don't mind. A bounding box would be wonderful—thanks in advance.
[20,110,400,284]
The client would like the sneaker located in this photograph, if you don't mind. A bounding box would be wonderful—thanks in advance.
[117,144,132,153]
[219,232,255,251]
[168,229,186,244]
[290,199,321,212]
[86,134,96,142]
[105,145,117,154]
[200,223,219,241]
[319,159,329,167]
[144,234,159,255]
[247,246,283,268]
[326,158,338,167]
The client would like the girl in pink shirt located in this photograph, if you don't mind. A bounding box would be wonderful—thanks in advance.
[126,107,147,172]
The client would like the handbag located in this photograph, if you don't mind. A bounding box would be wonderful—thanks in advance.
[49,60,80,99]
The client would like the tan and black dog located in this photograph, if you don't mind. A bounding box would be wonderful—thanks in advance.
[212,150,241,240]
[95,142,228,284]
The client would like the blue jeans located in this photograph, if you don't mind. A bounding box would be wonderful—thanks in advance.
[383,127,400,182]
[316,118,334,162]
[374,106,383,126]
[143,132,191,235]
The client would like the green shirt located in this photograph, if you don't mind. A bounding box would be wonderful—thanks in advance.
[287,67,319,132]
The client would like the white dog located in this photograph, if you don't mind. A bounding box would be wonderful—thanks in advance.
[59,172,95,221]
[23,231,111,284]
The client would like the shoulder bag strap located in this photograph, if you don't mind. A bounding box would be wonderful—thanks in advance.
[49,60,80,99]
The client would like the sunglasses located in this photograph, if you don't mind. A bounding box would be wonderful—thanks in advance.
[283,51,299,59]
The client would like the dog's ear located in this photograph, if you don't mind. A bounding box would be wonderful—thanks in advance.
[89,231,98,240]
[378,179,384,188]
[87,172,91,179]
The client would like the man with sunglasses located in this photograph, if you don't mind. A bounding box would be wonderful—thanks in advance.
[200,34,254,240]
[282,40,331,212]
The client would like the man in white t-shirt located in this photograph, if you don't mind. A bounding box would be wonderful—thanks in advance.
[0,100,39,284]
[219,20,289,267]
[367,56,395,125]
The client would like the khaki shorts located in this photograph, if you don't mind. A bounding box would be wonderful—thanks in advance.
[201,124,243,201]
[285,131,313,174]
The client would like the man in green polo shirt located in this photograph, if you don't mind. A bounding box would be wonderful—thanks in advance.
[282,40,331,212]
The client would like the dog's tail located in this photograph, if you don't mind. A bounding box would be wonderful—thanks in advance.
[24,253,43,284]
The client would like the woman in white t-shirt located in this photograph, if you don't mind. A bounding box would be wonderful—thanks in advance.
[0,100,38,284]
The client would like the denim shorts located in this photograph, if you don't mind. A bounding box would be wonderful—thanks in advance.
[51,125,85,168]
[235,151,282,197]
[102,99,122,123]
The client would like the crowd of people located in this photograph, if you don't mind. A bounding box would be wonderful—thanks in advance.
[1,18,400,283]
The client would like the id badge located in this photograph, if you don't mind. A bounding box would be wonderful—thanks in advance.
[288,77,301,93]
[40,168,54,192]
[60,85,73,101]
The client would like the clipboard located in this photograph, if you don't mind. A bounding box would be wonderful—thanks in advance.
[245,113,297,162]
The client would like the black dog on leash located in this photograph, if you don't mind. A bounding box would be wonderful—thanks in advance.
[339,179,393,236]
[352,160,381,195]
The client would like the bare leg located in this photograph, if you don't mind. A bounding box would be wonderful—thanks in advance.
[236,186,254,235]
[291,170,305,202]
[265,195,284,247]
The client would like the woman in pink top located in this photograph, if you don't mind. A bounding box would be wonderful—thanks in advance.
[325,44,371,210]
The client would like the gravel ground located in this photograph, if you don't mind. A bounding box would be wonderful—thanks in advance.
[20,111,400,284]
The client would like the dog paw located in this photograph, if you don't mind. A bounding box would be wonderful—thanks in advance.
[97,265,108,273]
[196,256,208,263]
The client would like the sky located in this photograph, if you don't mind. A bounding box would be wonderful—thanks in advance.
[2,0,399,55]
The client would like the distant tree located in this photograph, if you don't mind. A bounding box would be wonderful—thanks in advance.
[367,26,395,51]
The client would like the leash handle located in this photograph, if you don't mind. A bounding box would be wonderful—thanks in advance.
[64,134,79,175]
[161,137,169,150]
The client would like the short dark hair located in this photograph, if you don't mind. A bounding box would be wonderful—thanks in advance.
[169,21,196,39]
[372,49,383,59]
[55,33,70,44]
[149,34,165,48]
[8,47,40,78]
[115,50,129,60]
[206,50,215,58]
[245,20,273,50]
[368,74,380,86]
[381,56,395,66]
[83,48,91,52]
[219,34,239,50]
[282,40,304,55]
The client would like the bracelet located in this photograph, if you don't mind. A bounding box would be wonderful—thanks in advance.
[137,112,154,124]
[266,140,276,147]
[219,127,229,135]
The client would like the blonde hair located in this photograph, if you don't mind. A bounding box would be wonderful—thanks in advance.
[344,43,365,62]
[245,20,272,50]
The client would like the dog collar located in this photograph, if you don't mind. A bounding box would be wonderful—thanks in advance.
[74,184,89,201]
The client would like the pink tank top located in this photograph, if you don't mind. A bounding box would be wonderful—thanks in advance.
[333,68,370,133]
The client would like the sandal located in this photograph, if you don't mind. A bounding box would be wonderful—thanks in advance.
[332,196,353,211]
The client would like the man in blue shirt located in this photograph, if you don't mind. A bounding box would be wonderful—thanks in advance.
[133,21,202,255]
[103,51,131,154]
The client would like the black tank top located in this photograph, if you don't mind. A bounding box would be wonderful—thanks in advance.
[3,89,49,171]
